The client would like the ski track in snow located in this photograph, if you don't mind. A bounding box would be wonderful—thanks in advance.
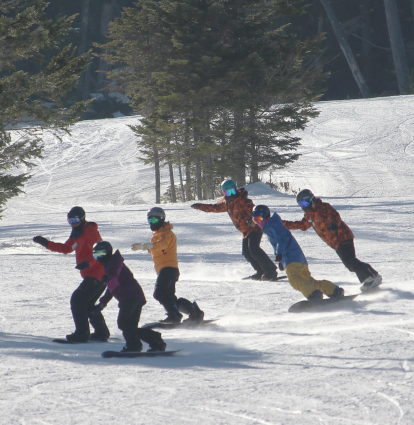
[1,96,414,424]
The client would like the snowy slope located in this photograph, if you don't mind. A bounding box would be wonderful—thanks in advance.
[1,95,414,424]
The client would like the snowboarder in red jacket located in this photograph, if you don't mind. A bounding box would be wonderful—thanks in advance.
[33,206,110,342]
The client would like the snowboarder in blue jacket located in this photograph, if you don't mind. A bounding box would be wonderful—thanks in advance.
[252,205,344,300]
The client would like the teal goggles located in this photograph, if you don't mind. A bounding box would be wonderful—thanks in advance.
[148,216,161,224]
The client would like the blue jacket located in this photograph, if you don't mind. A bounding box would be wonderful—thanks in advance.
[262,213,307,268]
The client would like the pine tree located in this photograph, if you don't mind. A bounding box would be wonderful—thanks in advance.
[102,0,324,200]
[0,0,91,215]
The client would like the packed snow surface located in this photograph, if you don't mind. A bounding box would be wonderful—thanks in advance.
[1,95,414,424]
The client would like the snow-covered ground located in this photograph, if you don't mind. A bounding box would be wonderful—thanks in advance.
[1,95,414,424]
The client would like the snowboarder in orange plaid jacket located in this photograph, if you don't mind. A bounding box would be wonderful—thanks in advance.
[283,189,382,291]
[191,179,278,281]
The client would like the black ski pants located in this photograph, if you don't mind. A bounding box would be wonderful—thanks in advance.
[242,229,277,275]
[70,276,109,337]
[336,239,378,283]
[153,267,180,314]
[118,299,163,349]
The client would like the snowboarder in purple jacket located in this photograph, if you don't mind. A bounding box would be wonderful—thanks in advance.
[92,241,166,352]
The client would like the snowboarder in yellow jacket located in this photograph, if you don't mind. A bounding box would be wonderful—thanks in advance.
[131,207,204,323]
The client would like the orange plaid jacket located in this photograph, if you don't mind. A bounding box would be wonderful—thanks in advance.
[283,198,354,250]
[192,188,260,238]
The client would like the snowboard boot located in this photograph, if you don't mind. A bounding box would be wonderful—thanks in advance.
[89,331,110,342]
[121,340,143,353]
[243,272,263,281]
[361,274,382,291]
[261,270,278,281]
[66,331,90,343]
[160,306,183,324]
[307,290,323,301]
[329,286,345,298]
[147,339,167,353]
[183,301,204,323]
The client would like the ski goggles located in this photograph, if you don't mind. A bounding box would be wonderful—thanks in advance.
[298,197,313,208]
[252,211,265,223]
[223,187,237,197]
[67,217,83,225]
[93,250,107,260]
[148,216,161,224]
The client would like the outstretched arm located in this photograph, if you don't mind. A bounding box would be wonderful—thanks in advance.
[282,217,312,231]
[191,200,227,213]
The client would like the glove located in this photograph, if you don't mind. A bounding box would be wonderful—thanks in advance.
[90,303,105,317]
[75,261,89,270]
[33,236,48,248]
[274,254,283,263]
[191,203,201,209]
[328,222,338,232]
[247,218,256,227]
[131,242,154,251]
[274,254,285,271]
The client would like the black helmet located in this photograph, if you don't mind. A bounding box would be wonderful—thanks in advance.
[147,207,165,220]
[252,205,271,224]
[147,206,165,230]
[67,206,85,225]
[296,189,314,211]
[93,241,113,263]
[67,206,85,220]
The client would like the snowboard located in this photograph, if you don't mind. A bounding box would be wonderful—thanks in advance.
[242,275,287,281]
[142,318,218,330]
[101,350,180,358]
[52,337,122,344]
[288,294,359,313]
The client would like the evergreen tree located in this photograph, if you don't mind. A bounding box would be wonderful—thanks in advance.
[0,0,91,215]
[102,0,324,201]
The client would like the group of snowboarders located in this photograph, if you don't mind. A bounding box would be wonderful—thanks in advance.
[33,179,382,353]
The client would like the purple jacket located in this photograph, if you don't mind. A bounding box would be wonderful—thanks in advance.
[99,250,146,306]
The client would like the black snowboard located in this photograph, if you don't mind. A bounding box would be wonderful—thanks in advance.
[102,350,180,358]
[242,275,287,281]
[52,337,121,344]
[142,319,218,330]
[288,294,359,313]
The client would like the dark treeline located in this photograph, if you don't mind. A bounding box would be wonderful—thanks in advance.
[48,0,414,102]
[3,0,414,209]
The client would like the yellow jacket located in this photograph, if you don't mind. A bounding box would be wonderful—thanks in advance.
[149,222,179,274]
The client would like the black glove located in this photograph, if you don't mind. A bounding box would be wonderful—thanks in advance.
[90,303,105,317]
[75,261,89,270]
[33,236,48,248]
[328,222,338,232]
[274,254,284,271]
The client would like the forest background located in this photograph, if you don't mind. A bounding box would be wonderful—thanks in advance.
[3,0,414,207]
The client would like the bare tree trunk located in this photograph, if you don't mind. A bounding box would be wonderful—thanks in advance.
[360,0,372,79]
[177,153,186,202]
[185,164,192,201]
[77,0,91,100]
[195,157,202,200]
[383,0,410,94]
[320,0,371,98]
[168,161,177,203]
[153,145,161,204]
[97,1,115,87]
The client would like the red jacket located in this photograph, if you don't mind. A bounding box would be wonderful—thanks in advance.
[46,221,105,279]
[192,188,260,238]
[283,198,354,250]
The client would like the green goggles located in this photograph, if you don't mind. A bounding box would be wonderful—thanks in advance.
[148,216,161,224]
